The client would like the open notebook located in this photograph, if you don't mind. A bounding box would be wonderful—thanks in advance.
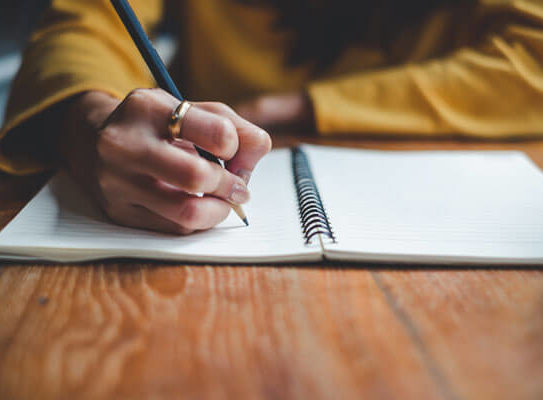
[1,145,543,264]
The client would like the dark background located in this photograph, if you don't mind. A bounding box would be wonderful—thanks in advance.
[0,0,51,123]
[0,0,174,51]
[0,0,173,124]
[0,0,50,52]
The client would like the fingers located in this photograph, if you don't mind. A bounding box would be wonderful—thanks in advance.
[180,106,239,160]
[99,140,250,204]
[142,145,251,203]
[94,89,271,234]
[196,102,272,183]
[225,117,272,184]
[114,89,245,161]
[100,174,232,233]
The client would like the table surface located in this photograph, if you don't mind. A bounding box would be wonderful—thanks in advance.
[1,135,543,400]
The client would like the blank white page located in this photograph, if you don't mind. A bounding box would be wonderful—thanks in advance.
[304,145,543,264]
[0,149,319,263]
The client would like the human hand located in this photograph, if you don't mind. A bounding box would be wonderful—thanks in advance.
[59,89,272,234]
[235,91,315,132]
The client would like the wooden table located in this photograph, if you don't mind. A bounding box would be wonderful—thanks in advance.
[1,136,543,400]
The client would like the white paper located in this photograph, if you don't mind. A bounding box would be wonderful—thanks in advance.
[304,145,543,264]
[0,149,319,263]
[2,145,543,265]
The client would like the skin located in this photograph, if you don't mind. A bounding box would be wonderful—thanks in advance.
[58,88,276,234]
[235,91,315,132]
[54,87,314,235]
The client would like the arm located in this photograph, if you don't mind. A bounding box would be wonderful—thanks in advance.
[238,1,543,139]
[0,0,272,234]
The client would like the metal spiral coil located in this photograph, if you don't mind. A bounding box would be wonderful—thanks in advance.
[291,147,336,244]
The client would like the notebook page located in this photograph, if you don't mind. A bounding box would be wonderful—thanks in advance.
[0,149,319,263]
[304,145,543,264]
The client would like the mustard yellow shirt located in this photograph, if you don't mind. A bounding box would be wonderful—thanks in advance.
[2,0,543,174]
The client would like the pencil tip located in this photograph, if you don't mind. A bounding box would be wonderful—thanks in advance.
[243,217,249,226]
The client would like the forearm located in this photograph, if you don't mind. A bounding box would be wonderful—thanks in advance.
[237,39,543,139]
[304,1,543,139]
[308,49,543,139]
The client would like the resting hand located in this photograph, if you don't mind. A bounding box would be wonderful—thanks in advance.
[235,91,314,132]
[59,89,272,234]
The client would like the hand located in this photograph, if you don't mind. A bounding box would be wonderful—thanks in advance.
[235,91,315,132]
[58,89,272,234]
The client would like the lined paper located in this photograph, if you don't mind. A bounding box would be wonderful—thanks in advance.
[2,145,543,265]
[0,149,319,263]
[304,145,543,264]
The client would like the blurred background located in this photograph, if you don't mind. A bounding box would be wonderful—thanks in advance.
[0,0,175,125]
[0,0,50,123]
[0,0,49,52]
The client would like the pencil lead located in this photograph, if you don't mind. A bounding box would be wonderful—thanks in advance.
[243,217,249,226]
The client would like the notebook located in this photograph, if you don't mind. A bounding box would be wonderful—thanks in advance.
[1,144,542,264]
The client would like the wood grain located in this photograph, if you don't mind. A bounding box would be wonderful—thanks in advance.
[0,137,542,400]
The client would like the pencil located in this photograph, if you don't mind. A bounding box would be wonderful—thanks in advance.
[109,0,249,226]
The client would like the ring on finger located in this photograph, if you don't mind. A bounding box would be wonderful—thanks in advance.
[168,100,192,140]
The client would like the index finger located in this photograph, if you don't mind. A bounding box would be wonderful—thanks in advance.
[197,103,272,183]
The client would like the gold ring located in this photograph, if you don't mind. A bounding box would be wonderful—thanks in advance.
[168,100,192,140]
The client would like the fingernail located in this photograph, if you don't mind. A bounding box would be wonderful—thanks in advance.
[229,182,250,204]
[236,169,252,184]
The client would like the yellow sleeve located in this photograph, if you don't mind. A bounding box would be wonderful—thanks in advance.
[308,1,543,139]
[0,0,162,175]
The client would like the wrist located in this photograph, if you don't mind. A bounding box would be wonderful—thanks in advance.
[63,91,119,134]
[58,91,120,178]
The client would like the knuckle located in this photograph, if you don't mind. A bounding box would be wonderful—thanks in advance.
[124,88,176,124]
[179,200,202,230]
[182,159,209,192]
[213,117,236,137]
[213,102,234,114]
[124,89,156,114]
[252,128,273,154]
[126,88,151,103]
[212,118,238,157]
[201,102,234,115]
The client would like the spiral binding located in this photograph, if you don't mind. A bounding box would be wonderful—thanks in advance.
[291,147,336,244]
